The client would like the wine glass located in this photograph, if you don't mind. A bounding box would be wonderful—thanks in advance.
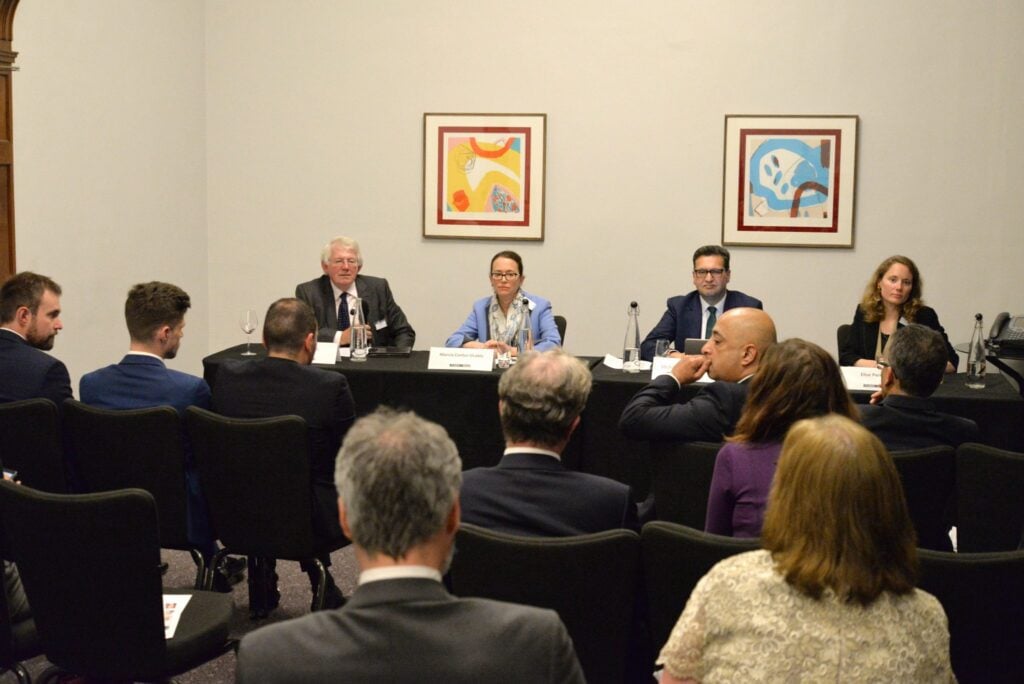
[239,309,259,356]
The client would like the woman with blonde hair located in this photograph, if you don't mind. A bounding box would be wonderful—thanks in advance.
[839,254,957,371]
[704,338,857,537]
[659,415,954,682]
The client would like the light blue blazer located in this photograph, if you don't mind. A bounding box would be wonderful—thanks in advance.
[445,290,561,351]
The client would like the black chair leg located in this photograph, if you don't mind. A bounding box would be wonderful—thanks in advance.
[309,557,327,611]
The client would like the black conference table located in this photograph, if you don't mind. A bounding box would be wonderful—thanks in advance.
[203,345,1024,501]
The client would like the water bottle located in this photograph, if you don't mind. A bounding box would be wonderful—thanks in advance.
[349,297,369,362]
[966,312,986,389]
[517,297,534,354]
[623,301,640,373]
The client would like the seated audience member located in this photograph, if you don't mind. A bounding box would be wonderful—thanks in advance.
[619,308,777,442]
[0,272,72,407]
[213,298,355,612]
[861,324,979,450]
[640,245,762,361]
[80,282,242,587]
[446,250,561,353]
[295,235,415,347]
[236,408,585,684]
[839,254,957,372]
[4,560,30,628]
[705,339,858,537]
[461,349,639,535]
[658,415,954,682]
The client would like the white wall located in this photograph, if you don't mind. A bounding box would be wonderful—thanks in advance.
[12,1,1024,382]
[13,1,208,386]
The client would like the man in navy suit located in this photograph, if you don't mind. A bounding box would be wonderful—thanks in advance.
[295,235,415,347]
[620,308,777,443]
[461,349,640,536]
[0,272,72,407]
[640,245,762,360]
[79,282,242,587]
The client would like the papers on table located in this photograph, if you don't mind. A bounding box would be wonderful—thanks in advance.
[163,594,192,639]
[602,354,651,371]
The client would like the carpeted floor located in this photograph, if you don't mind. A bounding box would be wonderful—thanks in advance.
[15,546,360,682]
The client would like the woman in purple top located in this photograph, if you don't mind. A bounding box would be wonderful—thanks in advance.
[705,339,858,537]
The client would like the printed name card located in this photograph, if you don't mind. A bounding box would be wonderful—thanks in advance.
[312,340,340,365]
[841,366,881,391]
[428,347,495,372]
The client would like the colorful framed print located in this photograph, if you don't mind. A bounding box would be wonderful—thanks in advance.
[423,113,546,240]
[722,115,858,248]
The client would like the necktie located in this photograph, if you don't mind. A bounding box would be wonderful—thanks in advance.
[338,292,350,330]
[705,305,717,338]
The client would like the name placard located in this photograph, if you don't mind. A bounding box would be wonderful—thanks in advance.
[312,340,340,365]
[841,366,881,391]
[428,347,495,372]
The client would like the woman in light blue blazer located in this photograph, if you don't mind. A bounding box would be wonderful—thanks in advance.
[445,250,561,353]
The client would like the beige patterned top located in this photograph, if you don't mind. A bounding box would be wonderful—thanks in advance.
[658,550,955,683]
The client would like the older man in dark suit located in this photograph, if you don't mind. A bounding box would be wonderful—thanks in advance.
[236,408,584,683]
[0,272,71,407]
[213,297,355,614]
[295,235,415,347]
[620,308,777,443]
[640,245,762,360]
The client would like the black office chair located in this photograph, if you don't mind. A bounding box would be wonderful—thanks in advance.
[450,523,642,684]
[918,548,1024,683]
[889,445,956,551]
[649,442,721,528]
[955,442,1024,552]
[640,521,759,654]
[554,315,567,345]
[184,406,345,614]
[63,400,206,587]
[0,481,233,681]
[836,323,852,356]
[0,398,67,493]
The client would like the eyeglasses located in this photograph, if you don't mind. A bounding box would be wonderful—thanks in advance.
[490,272,520,281]
[693,269,726,278]
[330,258,359,266]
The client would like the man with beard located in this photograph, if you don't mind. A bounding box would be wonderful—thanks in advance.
[0,271,72,407]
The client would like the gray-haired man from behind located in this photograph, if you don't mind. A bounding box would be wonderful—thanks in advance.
[236,408,584,684]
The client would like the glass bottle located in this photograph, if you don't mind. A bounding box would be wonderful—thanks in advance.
[966,312,986,389]
[623,301,640,373]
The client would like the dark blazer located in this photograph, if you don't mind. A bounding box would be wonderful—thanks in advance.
[236,577,584,683]
[212,357,356,542]
[640,289,763,360]
[839,305,959,370]
[619,375,750,443]
[860,394,979,451]
[79,354,215,548]
[295,274,415,347]
[460,452,639,536]
[0,328,72,407]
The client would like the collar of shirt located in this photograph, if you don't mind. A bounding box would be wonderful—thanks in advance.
[700,293,726,314]
[503,446,561,461]
[359,565,442,586]
[125,351,164,362]
[0,326,25,341]
[330,282,359,308]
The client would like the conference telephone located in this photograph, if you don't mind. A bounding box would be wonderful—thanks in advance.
[989,312,1024,351]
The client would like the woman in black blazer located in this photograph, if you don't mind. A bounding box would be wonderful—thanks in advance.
[839,255,957,372]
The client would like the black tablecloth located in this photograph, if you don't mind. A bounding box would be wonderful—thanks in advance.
[204,346,1024,499]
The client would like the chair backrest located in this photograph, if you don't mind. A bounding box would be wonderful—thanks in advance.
[554,315,567,344]
[184,406,315,558]
[450,523,641,684]
[836,323,852,356]
[918,548,1024,681]
[955,442,1024,552]
[640,521,759,654]
[63,400,190,549]
[889,445,956,551]
[0,481,166,678]
[0,398,67,493]
[649,441,721,528]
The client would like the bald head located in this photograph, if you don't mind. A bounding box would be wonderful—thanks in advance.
[702,307,777,382]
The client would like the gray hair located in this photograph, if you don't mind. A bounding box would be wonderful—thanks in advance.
[335,408,462,559]
[498,349,592,447]
[887,323,948,397]
[320,236,363,266]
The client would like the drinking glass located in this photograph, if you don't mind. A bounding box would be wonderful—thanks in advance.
[655,339,671,357]
[240,309,259,356]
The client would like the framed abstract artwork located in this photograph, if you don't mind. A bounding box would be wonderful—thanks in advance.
[721,115,858,248]
[423,113,546,240]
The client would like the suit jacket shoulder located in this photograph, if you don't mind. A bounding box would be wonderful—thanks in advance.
[0,329,73,407]
[619,376,748,443]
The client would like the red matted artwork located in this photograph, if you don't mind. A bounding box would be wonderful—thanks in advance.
[722,115,858,248]
[423,113,546,240]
